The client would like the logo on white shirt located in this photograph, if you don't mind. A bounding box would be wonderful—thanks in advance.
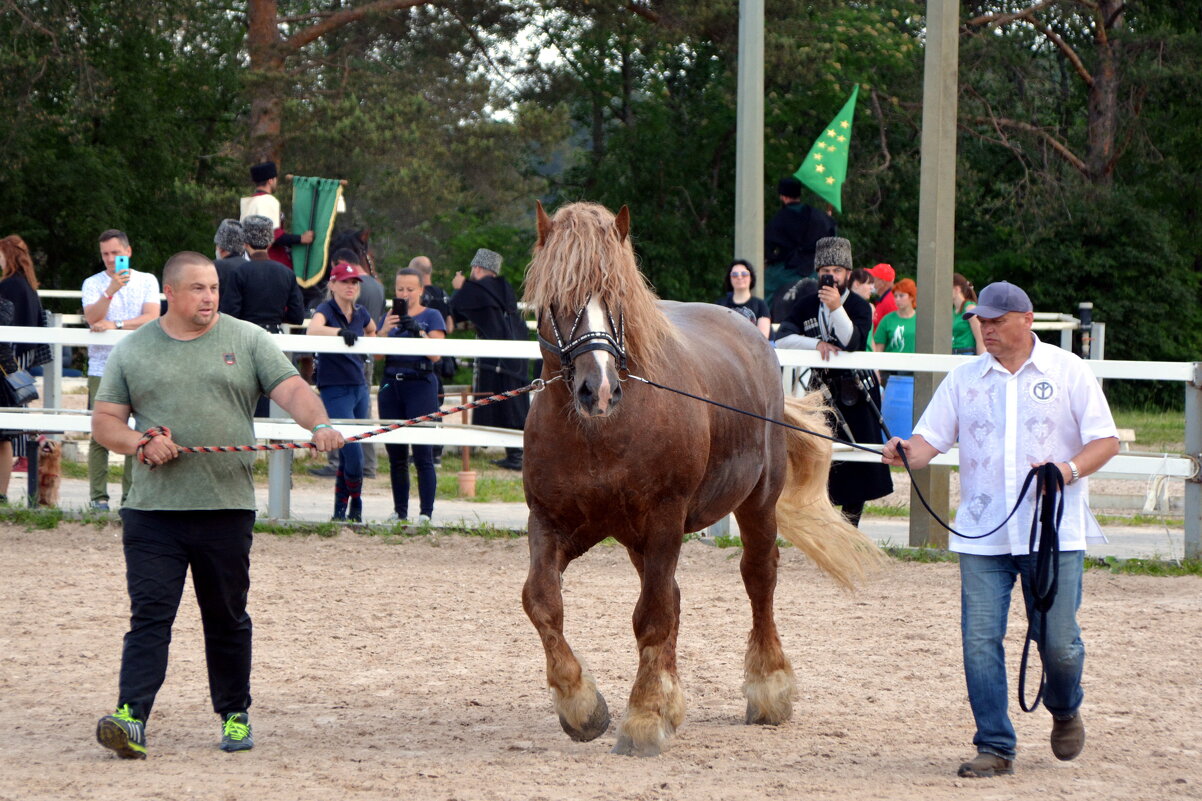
[1029,378,1057,403]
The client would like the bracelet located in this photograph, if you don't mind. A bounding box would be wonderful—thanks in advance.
[104,291,115,300]
[1067,460,1080,484]
[312,423,333,433]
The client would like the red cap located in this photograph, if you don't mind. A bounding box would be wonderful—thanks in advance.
[866,263,895,282]
[330,261,367,282]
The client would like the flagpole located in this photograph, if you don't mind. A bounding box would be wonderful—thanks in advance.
[733,0,764,300]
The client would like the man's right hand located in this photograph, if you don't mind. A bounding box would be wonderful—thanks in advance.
[300,230,315,244]
[818,283,842,311]
[451,271,466,290]
[106,271,130,297]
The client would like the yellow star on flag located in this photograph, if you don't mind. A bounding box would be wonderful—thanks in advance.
[793,84,859,213]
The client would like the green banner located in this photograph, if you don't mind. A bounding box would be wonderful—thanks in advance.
[289,176,344,287]
[795,85,858,213]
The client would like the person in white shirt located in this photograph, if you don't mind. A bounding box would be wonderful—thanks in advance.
[82,230,161,510]
[881,281,1119,779]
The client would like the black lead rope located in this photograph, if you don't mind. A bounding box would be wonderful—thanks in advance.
[624,371,1067,713]
[1019,463,1066,713]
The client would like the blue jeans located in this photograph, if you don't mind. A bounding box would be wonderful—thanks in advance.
[320,384,370,518]
[959,550,1085,759]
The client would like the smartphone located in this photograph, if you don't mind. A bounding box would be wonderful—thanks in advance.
[392,298,408,318]
[114,255,130,276]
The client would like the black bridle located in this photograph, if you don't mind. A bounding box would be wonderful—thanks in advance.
[537,296,627,379]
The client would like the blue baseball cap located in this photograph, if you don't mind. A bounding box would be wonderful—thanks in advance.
[963,281,1032,320]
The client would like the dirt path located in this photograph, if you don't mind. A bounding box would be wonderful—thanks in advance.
[2,524,1200,800]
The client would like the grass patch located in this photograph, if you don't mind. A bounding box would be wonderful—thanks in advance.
[1112,407,1185,453]
[253,519,340,538]
[0,506,66,529]
[864,504,910,518]
[1085,555,1202,577]
[881,544,959,563]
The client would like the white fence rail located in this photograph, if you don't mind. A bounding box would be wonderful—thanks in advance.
[0,323,1198,557]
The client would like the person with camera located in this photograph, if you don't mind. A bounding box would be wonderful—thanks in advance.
[307,261,377,521]
[775,236,892,526]
[82,229,161,510]
[881,281,1119,778]
[376,268,447,524]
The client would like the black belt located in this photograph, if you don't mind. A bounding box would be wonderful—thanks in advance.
[391,369,434,381]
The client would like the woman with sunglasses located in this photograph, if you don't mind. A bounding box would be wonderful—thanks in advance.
[715,259,771,338]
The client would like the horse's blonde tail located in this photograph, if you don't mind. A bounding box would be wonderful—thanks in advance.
[775,392,885,590]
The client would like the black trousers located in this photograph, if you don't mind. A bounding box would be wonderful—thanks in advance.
[117,509,255,721]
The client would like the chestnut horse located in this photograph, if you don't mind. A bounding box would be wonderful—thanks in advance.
[521,201,881,756]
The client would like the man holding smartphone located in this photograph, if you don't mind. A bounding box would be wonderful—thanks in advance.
[82,229,161,510]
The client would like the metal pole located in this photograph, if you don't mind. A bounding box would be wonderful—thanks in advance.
[266,399,291,520]
[44,313,63,413]
[1185,363,1201,560]
[909,0,959,548]
[734,0,765,298]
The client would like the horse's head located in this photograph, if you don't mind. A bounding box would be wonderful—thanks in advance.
[540,294,626,418]
[529,201,634,419]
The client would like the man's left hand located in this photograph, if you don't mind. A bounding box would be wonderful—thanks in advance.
[312,426,345,452]
[816,341,842,361]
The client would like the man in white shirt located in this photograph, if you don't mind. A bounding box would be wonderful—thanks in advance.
[882,281,1119,778]
[82,230,161,510]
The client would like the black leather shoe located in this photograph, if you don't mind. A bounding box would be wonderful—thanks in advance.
[1051,713,1085,761]
[491,458,523,471]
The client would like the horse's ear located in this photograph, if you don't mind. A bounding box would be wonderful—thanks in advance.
[535,200,553,248]
[614,205,631,243]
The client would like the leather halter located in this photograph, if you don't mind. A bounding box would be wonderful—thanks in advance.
[537,296,627,377]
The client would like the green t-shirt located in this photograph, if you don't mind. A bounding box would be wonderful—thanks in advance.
[873,311,916,353]
[96,315,298,511]
[952,301,977,352]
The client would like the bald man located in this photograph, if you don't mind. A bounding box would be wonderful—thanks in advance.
[92,252,343,759]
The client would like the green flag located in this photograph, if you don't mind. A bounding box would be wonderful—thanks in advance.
[289,176,344,288]
[794,85,859,213]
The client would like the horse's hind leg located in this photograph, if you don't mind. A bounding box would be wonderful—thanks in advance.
[736,502,797,725]
[522,519,611,742]
[612,547,686,757]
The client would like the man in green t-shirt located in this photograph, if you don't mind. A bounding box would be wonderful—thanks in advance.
[91,252,344,760]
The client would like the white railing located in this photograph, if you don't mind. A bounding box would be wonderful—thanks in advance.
[0,322,1197,556]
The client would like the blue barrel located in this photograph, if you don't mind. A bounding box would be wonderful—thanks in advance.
[880,374,914,441]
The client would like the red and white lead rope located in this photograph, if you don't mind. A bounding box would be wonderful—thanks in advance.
[135,377,558,467]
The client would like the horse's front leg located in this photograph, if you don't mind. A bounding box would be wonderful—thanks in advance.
[612,546,686,757]
[522,517,611,742]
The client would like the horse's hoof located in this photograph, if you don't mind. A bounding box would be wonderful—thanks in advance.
[610,732,662,758]
[558,690,610,742]
[745,701,788,726]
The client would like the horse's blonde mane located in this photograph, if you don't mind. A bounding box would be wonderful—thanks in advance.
[523,202,676,372]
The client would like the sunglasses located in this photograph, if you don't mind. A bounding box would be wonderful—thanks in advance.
[729,271,751,278]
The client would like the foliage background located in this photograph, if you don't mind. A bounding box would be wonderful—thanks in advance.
[1,0,1197,404]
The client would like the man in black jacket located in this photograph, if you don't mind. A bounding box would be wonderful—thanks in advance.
[227,215,306,417]
[449,248,529,471]
[764,176,837,311]
[775,236,892,526]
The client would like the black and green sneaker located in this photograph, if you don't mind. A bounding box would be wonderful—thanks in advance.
[96,704,147,759]
[219,712,254,752]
